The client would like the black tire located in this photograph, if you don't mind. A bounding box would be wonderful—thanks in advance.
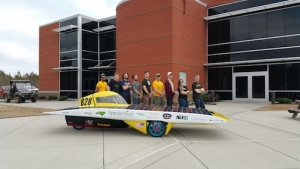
[147,121,166,137]
[31,97,37,103]
[4,95,11,103]
[73,126,85,130]
[15,96,21,103]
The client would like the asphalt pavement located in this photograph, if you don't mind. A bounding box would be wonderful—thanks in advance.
[1,99,300,169]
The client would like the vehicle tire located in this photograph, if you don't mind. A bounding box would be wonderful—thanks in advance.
[73,126,85,130]
[147,121,166,137]
[15,96,21,103]
[31,97,37,103]
[4,95,11,103]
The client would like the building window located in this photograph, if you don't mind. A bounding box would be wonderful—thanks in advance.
[82,31,98,52]
[60,31,77,52]
[179,72,186,86]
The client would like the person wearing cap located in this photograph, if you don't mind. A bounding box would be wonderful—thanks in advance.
[132,74,142,104]
[165,72,175,106]
[121,73,132,104]
[192,74,206,109]
[95,73,110,92]
[152,73,164,106]
[108,72,121,94]
[142,71,152,105]
[178,79,189,108]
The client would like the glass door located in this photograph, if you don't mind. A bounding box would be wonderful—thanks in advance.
[233,72,268,101]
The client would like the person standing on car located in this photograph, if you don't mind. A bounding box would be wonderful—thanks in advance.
[121,73,131,104]
[178,79,189,108]
[95,73,110,93]
[108,72,121,95]
[142,71,152,105]
[152,73,164,106]
[132,74,142,104]
[192,74,205,109]
[165,72,175,106]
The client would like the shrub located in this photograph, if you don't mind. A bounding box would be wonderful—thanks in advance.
[276,97,292,104]
[202,94,210,102]
[59,95,68,101]
[38,96,46,99]
[48,95,58,100]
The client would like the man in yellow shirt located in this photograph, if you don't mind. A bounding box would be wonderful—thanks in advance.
[95,73,110,92]
[152,73,164,106]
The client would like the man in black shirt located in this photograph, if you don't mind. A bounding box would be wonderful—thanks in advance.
[192,74,205,109]
[108,72,121,95]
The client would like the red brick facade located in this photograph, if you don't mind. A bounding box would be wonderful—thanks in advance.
[117,0,209,90]
[39,23,59,91]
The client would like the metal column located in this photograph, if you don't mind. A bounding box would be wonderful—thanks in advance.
[77,15,82,98]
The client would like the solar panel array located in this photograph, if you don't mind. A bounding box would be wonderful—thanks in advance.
[126,104,213,115]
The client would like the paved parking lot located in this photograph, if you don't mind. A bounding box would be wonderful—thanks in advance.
[1,100,300,169]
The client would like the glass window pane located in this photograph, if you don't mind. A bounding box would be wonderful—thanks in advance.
[60,71,78,90]
[82,18,98,31]
[250,13,268,39]
[60,51,77,60]
[286,63,300,90]
[60,31,77,52]
[82,31,98,52]
[269,64,285,90]
[268,10,285,37]
[252,76,265,98]
[100,31,116,52]
[236,76,248,98]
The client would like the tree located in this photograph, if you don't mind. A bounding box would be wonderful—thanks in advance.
[0,70,38,87]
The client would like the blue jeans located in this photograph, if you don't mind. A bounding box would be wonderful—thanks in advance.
[178,98,188,107]
[193,98,205,109]
[166,97,173,107]
[132,97,140,104]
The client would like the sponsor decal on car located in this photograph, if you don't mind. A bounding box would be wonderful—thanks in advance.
[62,112,69,114]
[109,110,133,117]
[163,113,172,119]
[176,115,188,120]
[150,113,159,116]
[137,113,145,116]
[85,120,93,125]
[210,119,223,122]
[147,116,159,119]
[97,123,110,127]
[191,117,206,121]
[72,112,81,115]
[95,111,105,116]
[136,123,144,128]
[84,112,93,115]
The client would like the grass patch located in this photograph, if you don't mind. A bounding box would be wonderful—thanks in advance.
[253,103,298,111]
[0,105,53,119]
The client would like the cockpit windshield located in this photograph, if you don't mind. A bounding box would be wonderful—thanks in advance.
[95,95,127,104]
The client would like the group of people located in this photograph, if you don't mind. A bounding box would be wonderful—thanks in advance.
[95,71,206,109]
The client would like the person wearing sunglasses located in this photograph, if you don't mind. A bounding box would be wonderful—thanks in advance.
[178,79,189,108]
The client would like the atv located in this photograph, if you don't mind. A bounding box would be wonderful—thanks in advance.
[3,80,38,103]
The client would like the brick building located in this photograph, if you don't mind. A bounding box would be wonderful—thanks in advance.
[39,0,300,101]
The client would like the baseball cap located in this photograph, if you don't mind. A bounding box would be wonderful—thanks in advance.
[101,73,106,77]
[156,73,161,77]
[167,72,172,76]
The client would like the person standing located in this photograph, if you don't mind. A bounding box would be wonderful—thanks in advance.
[165,72,175,106]
[95,73,110,93]
[132,74,142,104]
[178,79,189,108]
[108,72,121,95]
[192,74,206,109]
[142,71,152,105]
[152,73,164,106]
[121,73,132,104]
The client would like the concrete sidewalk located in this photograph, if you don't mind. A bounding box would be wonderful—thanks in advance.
[1,101,300,169]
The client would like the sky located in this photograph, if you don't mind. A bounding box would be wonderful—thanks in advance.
[0,0,122,76]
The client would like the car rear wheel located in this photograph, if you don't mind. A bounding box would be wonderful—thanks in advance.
[73,126,85,130]
[4,95,10,103]
[147,121,166,137]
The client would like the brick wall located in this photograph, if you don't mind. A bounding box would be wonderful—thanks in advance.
[116,0,208,92]
[39,23,59,91]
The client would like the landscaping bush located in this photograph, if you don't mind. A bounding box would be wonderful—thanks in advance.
[48,95,58,100]
[38,96,46,99]
[276,97,292,104]
[59,95,68,101]
[202,94,210,103]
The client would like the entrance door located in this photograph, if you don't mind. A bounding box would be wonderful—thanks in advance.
[233,72,268,101]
